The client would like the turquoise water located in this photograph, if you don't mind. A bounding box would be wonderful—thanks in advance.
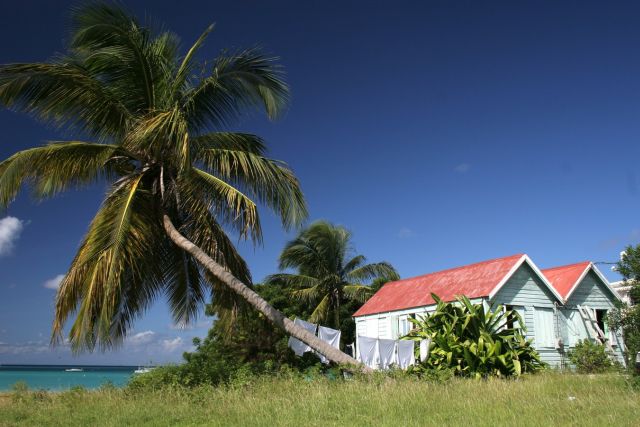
[0,365,137,391]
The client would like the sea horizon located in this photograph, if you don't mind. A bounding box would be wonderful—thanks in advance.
[0,364,141,391]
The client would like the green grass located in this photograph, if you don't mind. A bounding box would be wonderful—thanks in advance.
[0,373,638,426]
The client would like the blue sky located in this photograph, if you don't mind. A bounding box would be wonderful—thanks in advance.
[1,1,640,364]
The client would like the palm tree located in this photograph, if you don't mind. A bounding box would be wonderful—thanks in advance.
[266,221,399,330]
[0,3,358,366]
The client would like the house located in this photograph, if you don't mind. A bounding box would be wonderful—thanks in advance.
[542,262,626,363]
[353,254,625,367]
[611,280,635,305]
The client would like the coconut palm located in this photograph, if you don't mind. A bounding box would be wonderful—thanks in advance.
[0,3,358,365]
[266,221,399,329]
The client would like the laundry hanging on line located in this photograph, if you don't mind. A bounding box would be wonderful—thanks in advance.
[287,318,342,361]
[317,326,341,364]
[356,335,426,370]
[357,335,379,369]
[287,318,317,356]
[378,338,397,370]
[396,340,416,369]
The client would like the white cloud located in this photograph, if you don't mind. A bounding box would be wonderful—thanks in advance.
[43,274,65,290]
[161,337,184,352]
[0,216,24,256]
[168,320,211,330]
[127,330,156,346]
[454,163,471,173]
[397,227,415,239]
[0,340,49,355]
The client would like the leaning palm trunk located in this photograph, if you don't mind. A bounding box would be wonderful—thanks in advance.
[162,215,365,369]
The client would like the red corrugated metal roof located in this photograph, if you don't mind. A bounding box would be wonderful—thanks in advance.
[353,254,524,317]
[541,261,590,300]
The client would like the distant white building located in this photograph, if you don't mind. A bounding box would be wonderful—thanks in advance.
[611,281,635,305]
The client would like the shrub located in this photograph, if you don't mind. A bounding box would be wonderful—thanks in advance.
[567,340,613,373]
[608,302,640,372]
[405,294,546,378]
[10,381,29,403]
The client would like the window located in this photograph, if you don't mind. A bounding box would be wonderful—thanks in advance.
[398,316,412,336]
[594,309,617,345]
[595,309,608,335]
[534,308,555,348]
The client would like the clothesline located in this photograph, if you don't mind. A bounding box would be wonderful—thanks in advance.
[287,318,342,364]
[287,318,431,370]
[357,335,431,370]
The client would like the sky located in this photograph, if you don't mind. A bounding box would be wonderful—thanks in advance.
[1,0,640,364]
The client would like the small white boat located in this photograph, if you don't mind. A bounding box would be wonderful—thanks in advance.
[134,367,153,374]
[65,368,84,372]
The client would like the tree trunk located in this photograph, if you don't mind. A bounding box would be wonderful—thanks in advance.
[163,214,367,370]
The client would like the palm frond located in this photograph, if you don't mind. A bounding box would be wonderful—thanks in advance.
[174,186,252,285]
[53,174,166,351]
[347,262,400,282]
[264,273,320,289]
[162,243,205,327]
[190,168,261,242]
[0,62,130,139]
[172,24,214,96]
[191,131,267,156]
[342,255,366,275]
[278,221,350,275]
[195,145,307,231]
[183,48,289,130]
[174,188,256,330]
[70,2,156,110]
[342,284,374,303]
[308,294,331,324]
[291,285,323,303]
[0,142,130,208]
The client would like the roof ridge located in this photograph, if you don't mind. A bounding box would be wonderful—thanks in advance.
[542,261,591,272]
[389,253,524,285]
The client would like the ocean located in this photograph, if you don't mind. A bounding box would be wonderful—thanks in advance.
[0,365,137,391]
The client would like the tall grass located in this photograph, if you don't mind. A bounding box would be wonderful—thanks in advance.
[0,373,638,426]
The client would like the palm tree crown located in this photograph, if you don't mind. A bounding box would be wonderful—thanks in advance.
[266,221,399,329]
[0,3,307,351]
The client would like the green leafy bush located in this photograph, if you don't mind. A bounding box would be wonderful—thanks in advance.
[567,340,613,373]
[405,294,546,378]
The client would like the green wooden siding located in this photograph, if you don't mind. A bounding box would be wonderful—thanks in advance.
[564,271,625,364]
[492,264,557,308]
[491,263,565,366]
[566,271,616,308]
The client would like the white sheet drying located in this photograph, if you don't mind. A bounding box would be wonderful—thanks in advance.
[317,326,341,364]
[397,340,415,369]
[357,335,379,369]
[288,318,318,356]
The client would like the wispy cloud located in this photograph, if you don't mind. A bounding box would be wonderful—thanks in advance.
[454,163,471,173]
[43,274,65,290]
[0,216,24,256]
[0,330,195,363]
[168,320,211,331]
[598,228,640,251]
[0,340,50,355]
[127,330,156,346]
[397,227,415,239]
[126,331,191,353]
[161,337,184,352]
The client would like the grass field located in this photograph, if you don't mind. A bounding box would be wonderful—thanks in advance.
[0,373,638,426]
